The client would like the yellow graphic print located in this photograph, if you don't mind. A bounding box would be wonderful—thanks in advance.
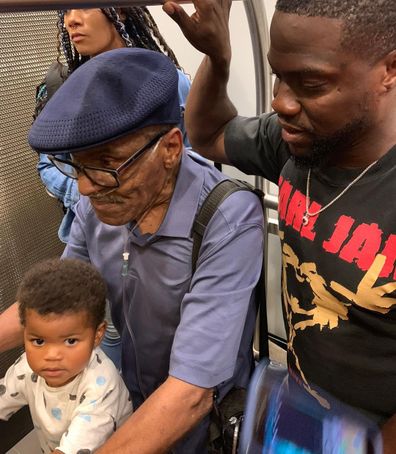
[280,231,396,408]
[331,254,396,314]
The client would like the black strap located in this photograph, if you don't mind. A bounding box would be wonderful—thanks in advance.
[192,179,260,273]
[191,178,269,359]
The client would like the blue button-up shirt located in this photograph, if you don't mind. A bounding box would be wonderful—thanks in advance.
[63,151,264,452]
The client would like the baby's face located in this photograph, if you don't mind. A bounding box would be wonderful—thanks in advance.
[23,309,104,387]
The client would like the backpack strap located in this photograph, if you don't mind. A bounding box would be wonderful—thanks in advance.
[191,178,269,359]
[191,178,262,274]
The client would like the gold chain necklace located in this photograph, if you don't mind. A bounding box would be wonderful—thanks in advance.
[302,160,378,226]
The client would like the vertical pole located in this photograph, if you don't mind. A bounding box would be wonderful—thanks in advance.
[244,0,273,360]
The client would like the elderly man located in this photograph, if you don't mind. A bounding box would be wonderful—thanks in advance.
[0,48,263,453]
[163,0,396,451]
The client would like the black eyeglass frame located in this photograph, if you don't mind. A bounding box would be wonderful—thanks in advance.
[48,129,169,189]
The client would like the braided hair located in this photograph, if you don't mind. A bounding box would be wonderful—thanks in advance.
[57,7,181,73]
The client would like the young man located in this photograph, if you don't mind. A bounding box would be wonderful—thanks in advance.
[0,258,132,454]
[0,48,264,453]
[163,0,396,451]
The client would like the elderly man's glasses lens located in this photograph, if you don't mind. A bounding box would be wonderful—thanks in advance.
[48,130,168,189]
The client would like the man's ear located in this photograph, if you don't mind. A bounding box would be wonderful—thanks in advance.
[94,321,107,347]
[382,50,396,90]
[162,128,183,169]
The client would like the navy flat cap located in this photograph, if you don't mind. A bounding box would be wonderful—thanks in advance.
[29,48,180,153]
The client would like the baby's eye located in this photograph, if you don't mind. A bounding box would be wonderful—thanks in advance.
[65,338,78,346]
[32,339,45,346]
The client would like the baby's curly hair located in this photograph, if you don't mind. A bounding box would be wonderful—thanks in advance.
[17,258,106,328]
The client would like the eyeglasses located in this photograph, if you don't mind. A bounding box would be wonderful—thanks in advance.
[48,130,168,189]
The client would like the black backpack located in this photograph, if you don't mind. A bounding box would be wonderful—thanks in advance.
[33,61,68,121]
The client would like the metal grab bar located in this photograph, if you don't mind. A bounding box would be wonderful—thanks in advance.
[244,0,273,194]
[0,0,161,12]
[263,193,278,211]
[244,0,283,357]
[0,0,243,13]
[244,0,272,117]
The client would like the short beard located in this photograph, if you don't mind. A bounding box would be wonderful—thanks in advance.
[292,116,371,170]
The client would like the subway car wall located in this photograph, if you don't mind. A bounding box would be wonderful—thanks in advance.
[0,11,65,452]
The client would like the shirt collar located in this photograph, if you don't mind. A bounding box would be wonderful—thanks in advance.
[156,150,205,238]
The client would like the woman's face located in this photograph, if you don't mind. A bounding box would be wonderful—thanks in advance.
[63,9,125,57]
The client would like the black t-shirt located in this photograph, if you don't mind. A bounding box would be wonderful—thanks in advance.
[225,113,396,420]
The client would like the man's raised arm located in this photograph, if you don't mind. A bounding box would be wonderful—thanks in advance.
[163,0,237,163]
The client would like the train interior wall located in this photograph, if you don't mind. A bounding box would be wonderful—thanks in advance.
[0,2,283,452]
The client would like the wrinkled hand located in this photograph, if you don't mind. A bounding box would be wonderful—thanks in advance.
[162,0,232,64]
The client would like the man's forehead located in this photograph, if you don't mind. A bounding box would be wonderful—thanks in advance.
[268,11,352,74]
[270,10,343,55]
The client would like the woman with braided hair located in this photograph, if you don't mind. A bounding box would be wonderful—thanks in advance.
[57,7,182,72]
[35,7,191,244]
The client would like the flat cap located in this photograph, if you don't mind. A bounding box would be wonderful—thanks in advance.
[29,48,180,153]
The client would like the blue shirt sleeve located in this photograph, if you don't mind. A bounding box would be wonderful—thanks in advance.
[169,190,264,388]
[37,152,79,210]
